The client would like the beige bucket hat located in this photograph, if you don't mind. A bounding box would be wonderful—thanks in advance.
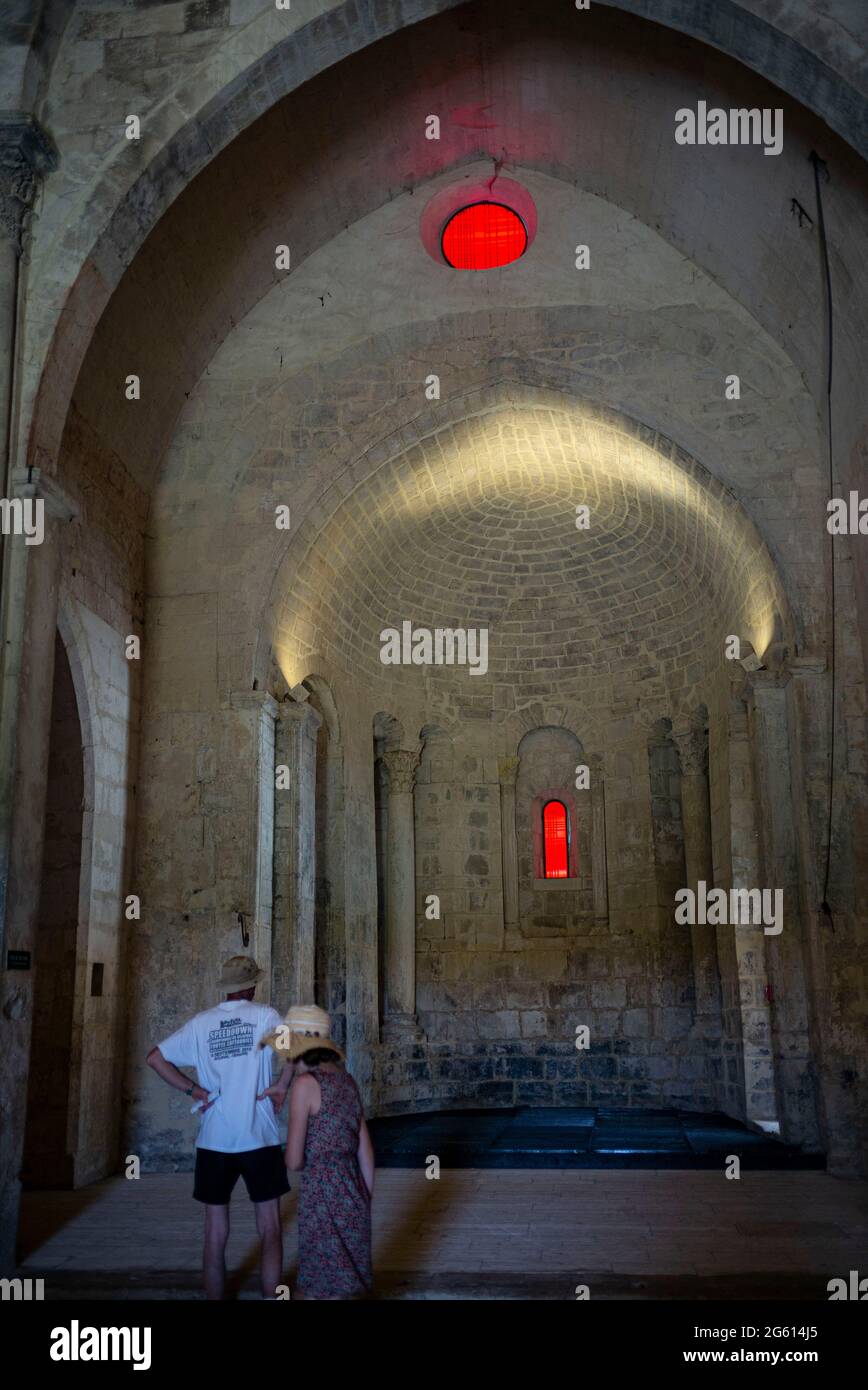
[260,1003,345,1062]
[217,955,265,991]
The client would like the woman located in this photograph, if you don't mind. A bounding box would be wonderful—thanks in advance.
[265,1004,374,1299]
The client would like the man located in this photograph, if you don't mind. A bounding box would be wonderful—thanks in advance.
[146,955,293,1300]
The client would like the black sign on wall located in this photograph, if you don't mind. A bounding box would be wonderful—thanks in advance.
[7,950,31,970]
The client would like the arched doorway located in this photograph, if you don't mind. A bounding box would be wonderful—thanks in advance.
[21,631,85,1189]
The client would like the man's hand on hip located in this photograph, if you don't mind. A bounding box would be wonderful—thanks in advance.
[258,1084,290,1114]
[192,1085,216,1113]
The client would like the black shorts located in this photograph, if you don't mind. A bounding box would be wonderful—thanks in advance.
[193,1145,290,1205]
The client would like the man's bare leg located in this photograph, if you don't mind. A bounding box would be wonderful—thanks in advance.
[255,1198,283,1298]
[203,1203,230,1300]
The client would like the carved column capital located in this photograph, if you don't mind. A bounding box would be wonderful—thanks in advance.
[672,723,708,778]
[742,647,825,699]
[382,747,419,794]
[780,654,827,685]
[497,755,520,787]
[230,689,279,722]
[743,667,790,705]
[0,115,57,253]
[646,727,672,751]
[277,697,321,740]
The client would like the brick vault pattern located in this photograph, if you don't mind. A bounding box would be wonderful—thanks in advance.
[272,402,785,724]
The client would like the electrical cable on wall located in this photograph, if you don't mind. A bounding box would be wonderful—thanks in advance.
[809,150,836,928]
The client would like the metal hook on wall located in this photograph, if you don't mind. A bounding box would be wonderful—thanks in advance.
[238,911,249,948]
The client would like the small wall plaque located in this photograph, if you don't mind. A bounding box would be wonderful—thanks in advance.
[7,950,31,970]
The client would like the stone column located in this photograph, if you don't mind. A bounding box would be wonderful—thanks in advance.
[783,655,857,1170]
[589,754,609,923]
[230,692,278,989]
[272,699,321,1010]
[672,719,723,1031]
[747,670,821,1150]
[497,756,520,930]
[382,748,419,1034]
[318,740,346,1035]
[722,680,776,1124]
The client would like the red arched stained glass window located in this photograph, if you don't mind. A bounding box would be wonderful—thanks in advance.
[542,800,569,879]
[441,202,528,270]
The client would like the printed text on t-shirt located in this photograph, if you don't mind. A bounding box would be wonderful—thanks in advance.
[208,1018,254,1061]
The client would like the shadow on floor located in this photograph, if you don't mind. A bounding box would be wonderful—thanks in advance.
[16,1182,113,1262]
[369,1106,826,1169]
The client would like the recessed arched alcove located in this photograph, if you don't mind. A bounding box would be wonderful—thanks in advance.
[216,393,796,1121]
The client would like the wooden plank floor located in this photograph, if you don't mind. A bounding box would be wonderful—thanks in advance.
[18,1169,868,1299]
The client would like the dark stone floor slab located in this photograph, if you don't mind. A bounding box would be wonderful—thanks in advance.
[493,1129,592,1154]
[369,1106,826,1170]
[591,1144,690,1155]
[596,1108,679,1120]
[504,1107,597,1127]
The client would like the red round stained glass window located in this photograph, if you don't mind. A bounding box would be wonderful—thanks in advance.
[441,201,528,270]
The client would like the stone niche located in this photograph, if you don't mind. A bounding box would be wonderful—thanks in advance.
[515,726,594,936]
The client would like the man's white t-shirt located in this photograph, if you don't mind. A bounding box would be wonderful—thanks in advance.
[158,1000,284,1153]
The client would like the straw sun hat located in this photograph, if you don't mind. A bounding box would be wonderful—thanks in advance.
[261,1004,345,1063]
[217,955,265,990]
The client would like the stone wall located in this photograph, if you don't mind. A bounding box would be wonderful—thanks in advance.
[374,714,715,1116]
[515,728,593,930]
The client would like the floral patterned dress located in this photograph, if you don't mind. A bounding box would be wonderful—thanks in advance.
[297,1067,373,1299]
